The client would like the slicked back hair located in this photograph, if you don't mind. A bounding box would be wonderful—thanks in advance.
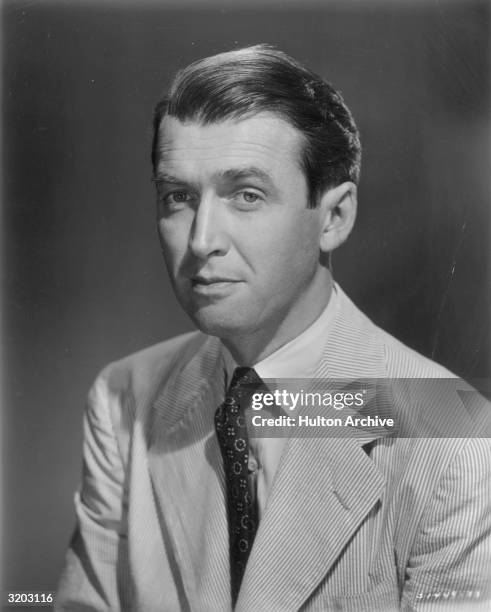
[151,45,361,208]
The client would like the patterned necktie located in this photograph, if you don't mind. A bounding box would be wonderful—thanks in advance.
[214,367,262,607]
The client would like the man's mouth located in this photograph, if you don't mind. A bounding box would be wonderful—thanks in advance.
[192,275,238,285]
[191,275,241,295]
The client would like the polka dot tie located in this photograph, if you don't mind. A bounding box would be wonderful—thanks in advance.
[214,367,263,607]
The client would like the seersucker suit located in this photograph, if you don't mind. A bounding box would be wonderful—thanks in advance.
[56,286,491,611]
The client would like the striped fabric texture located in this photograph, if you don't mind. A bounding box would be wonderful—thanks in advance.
[55,286,491,611]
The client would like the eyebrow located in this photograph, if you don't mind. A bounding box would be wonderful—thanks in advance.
[151,173,185,185]
[218,166,274,186]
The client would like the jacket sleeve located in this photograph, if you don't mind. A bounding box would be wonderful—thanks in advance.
[401,438,491,612]
[55,371,131,611]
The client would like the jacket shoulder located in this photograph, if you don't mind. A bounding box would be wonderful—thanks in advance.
[336,287,457,379]
[376,324,456,378]
[94,330,212,400]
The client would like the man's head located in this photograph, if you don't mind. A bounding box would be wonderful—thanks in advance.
[152,45,360,362]
[152,44,361,207]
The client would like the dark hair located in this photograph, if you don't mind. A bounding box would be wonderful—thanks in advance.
[151,44,361,207]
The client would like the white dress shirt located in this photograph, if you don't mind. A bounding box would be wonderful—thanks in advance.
[221,283,340,517]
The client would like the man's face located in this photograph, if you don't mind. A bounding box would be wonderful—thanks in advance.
[155,112,331,347]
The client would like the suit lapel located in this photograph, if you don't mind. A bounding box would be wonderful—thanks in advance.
[238,287,391,610]
[147,335,232,610]
[237,437,385,611]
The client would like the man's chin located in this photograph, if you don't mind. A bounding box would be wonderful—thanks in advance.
[191,318,240,339]
[187,308,250,340]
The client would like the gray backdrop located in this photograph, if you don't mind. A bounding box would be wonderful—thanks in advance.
[2,0,490,599]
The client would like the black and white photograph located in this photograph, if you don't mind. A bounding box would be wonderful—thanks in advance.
[2,0,490,610]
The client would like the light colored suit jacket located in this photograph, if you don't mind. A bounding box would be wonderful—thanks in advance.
[56,287,491,611]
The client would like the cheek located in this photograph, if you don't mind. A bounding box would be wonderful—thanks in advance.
[247,237,315,298]
[262,216,320,270]
[158,221,187,267]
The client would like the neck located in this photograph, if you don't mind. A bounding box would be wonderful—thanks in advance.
[222,274,333,366]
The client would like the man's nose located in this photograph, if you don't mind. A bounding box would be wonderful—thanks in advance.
[188,193,229,259]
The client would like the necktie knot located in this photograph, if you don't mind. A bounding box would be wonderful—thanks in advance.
[228,366,263,395]
[216,368,263,428]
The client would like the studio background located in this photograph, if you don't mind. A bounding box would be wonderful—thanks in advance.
[2,0,490,599]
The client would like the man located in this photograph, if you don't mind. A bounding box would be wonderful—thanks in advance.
[57,45,490,611]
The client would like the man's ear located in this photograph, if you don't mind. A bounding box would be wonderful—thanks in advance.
[318,182,357,253]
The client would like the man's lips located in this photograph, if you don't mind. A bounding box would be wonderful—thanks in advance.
[191,275,240,285]
[190,275,242,295]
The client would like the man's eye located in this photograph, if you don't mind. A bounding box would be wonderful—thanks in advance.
[165,191,191,204]
[235,191,262,206]
[242,192,259,202]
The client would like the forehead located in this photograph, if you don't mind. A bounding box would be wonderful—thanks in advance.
[155,112,305,178]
